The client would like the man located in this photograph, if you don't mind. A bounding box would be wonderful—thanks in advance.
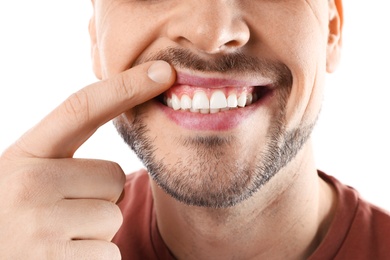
[1,0,389,259]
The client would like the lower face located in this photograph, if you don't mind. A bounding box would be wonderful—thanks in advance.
[95,1,328,208]
[113,49,317,208]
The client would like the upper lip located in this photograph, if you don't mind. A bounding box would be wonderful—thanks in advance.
[175,71,274,88]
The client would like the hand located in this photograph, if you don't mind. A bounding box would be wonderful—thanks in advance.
[0,61,175,259]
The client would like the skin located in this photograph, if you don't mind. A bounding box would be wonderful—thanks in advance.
[90,0,342,258]
[0,0,342,259]
[0,61,175,259]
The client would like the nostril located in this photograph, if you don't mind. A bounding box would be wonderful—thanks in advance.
[165,6,250,55]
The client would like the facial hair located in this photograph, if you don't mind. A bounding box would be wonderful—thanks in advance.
[114,47,316,208]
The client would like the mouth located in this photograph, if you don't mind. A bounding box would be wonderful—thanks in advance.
[156,72,274,114]
[153,72,275,131]
[158,85,271,114]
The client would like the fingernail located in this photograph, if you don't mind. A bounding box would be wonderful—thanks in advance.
[147,60,172,84]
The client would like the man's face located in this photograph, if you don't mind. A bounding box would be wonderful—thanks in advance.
[90,0,341,208]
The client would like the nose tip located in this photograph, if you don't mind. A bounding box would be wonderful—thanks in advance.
[195,22,250,54]
[167,3,250,54]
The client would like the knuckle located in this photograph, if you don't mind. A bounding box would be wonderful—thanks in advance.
[77,241,122,260]
[103,160,121,175]
[93,202,123,240]
[17,163,57,201]
[113,204,124,229]
[101,202,123,230]
[11,163,46,203]
[112,73,137,101]
[0,169,48,213]
[62,90,90,125]
[103,243,122,260]
[103,161,125,183]
[101,161,126,199]
[7,160,61,206]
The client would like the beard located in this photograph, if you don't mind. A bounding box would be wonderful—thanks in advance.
[114,47,316,208]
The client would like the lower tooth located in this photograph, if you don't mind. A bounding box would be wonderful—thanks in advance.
[210,109,220,114]
[200,109,210,114]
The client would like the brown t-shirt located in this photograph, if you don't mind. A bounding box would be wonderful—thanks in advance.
[113,169,390,259]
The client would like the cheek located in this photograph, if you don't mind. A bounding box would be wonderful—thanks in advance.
[284,38,327,129]
[97,29,149,78]
[245,3,329,129]
[96,10,165,79]
[268,19,328,128]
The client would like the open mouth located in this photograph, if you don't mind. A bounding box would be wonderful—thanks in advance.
[158,85,271,114]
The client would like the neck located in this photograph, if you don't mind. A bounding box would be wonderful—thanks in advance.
[150,142,336,260]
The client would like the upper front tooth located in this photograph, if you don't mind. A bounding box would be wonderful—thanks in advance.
[192,91,209,110]
[180,94,192,110]
[210,90,227,109]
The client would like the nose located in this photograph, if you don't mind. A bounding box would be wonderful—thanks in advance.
[166,1,250,54]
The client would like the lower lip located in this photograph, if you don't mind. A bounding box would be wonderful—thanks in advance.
[155,93,272,131]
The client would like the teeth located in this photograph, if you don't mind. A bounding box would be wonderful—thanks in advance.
[246,93,253,106]
[180,94,192,110]
[210,91,227,109]
[172,94,181,111]
[192,91,209,110]
[167,96,172,108]
[165,89,258,113]
[227,94,238,108]
[237,93,247,107]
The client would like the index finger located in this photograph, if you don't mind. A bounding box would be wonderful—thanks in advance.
[6,60,175,158]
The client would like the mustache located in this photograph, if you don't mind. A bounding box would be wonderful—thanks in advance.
[134,47,293,86]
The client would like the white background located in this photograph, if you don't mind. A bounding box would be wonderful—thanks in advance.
[1,1,389,210]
